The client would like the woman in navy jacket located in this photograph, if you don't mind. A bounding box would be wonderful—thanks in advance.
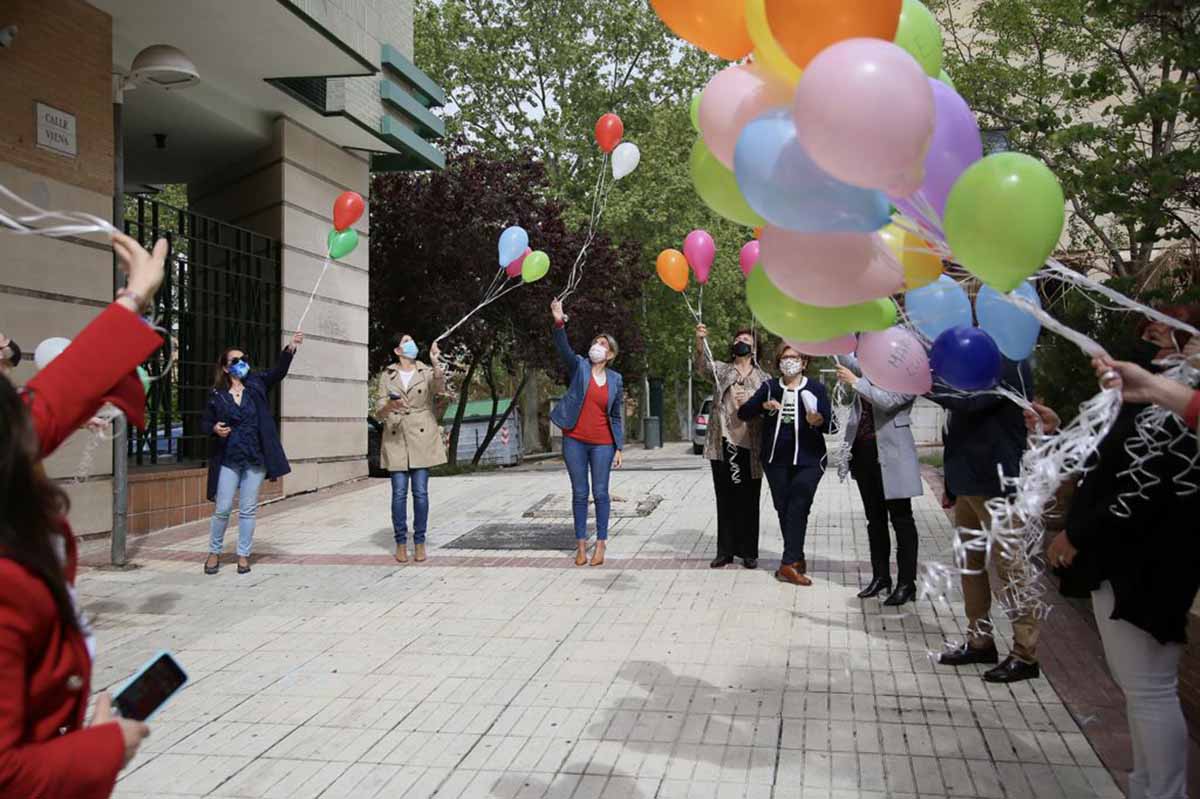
[548,300,624,566]
[201,333,302,575]
[739,343,832,586]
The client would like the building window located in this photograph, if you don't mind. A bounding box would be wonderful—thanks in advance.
[123,195,282,468]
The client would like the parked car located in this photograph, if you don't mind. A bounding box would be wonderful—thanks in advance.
[693,397,712,455]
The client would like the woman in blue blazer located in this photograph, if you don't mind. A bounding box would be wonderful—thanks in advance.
[548,300,624,566]
[201,333,302,575]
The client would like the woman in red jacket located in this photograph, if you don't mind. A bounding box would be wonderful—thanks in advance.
[0,232,166,799]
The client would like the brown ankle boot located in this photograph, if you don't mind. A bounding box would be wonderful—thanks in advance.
[414,543,427,562]
[394,545,409,564]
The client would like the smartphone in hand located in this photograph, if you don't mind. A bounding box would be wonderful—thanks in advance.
[113,651,188,722]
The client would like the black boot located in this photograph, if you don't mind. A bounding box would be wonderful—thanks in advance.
[857,576,892,599]
[938,641,1000,667]
[983,656,1040,683]
[710,554,734,568]
[742,557,758,570]
[882,583,917,606]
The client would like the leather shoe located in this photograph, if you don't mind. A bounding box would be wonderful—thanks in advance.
[710,554,734,568]
[938,641,1000,667]
[983,655,1040,684]
[857,577,892,599]
[743,558,758,570]
[775,563,813,586]
[882,583,917,607]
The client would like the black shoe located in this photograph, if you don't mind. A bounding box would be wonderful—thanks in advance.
[983,655,1040,684]
[857,577,892,599]
[204,555,220,575]
[938,641,1000,667]
[743,558,758,570]
[882,583,917,606]
[710,554,734,568]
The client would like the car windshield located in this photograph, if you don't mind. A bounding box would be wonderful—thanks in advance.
[700,400,712,415]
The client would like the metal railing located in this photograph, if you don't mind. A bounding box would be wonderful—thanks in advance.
[123,195,282,467]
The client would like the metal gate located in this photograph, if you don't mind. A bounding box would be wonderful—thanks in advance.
[123,196,282,467]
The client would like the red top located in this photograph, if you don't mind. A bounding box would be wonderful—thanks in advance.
[566,376,613,445]
[0,303,161,799]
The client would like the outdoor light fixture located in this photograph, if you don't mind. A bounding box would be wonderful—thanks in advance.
[126,44,199,90]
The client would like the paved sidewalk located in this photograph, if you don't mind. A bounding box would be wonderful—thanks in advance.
[79,445,1121,799]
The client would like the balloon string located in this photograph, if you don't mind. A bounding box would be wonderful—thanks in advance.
[435,272,522,343]
[682,291,743,485]
[558,152,613,302]
[294,255,331,335]
[0,183,119,239]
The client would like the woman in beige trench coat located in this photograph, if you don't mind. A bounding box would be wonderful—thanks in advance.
[374,333,448,563]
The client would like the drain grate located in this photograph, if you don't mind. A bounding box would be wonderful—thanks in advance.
[443,523,593,551]
[523,493,662,519]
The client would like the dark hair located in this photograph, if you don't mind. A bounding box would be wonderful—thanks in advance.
[391,332,413,362]
[730,328,757,358]
[212,346,245,391]
[774,342,806,372]
[0,381,77,630]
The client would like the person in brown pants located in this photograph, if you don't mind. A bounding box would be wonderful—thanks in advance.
[929,357,1040,684]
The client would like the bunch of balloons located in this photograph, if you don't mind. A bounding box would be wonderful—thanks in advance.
[656,229,715,293]
[654,0,1065,386]
[596,113,641,181]
[328,191,364,260]
[498,226,550,283]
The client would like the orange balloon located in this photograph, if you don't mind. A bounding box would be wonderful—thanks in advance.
[763,0,902,69]
[650,0,753,61]
[656,249,690,292]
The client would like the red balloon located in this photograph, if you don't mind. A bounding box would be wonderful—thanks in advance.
[333,191,365,232]
[505,247,532,278]
[595,113,624,154]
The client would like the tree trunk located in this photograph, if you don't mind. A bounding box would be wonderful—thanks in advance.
[447,350,480,466]
[473,369,529,466]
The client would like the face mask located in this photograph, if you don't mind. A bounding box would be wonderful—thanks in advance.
[400,341,419,360]
[732,341,752,358]
[228,359,250,380]
[780,358,804,377]
[588,344,608,364]
[4,339,20,368]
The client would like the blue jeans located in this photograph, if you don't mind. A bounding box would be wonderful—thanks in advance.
[562,437,616,541]
[390,469,430,545]
[209,464,267,557]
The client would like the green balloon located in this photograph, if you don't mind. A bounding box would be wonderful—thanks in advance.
[137,366,150,395]
[689,138,766,228]
[689,93,702,133]
[745,265,897,341]
[522,250,550,283]
[944,153,1065,292]
[328,228,359,260]
[894,0,943,77]
[936,68,956,90]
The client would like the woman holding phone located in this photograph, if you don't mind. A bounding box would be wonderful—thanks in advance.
[373,333,448,563]
[549,299,624,566]
[0,232,165,797]
[202,332,303,575]
[738,343,831,586]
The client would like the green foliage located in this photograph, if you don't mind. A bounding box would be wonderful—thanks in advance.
[929,0,1199,279]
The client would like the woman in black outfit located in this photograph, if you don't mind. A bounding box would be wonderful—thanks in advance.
[738,343,832,586]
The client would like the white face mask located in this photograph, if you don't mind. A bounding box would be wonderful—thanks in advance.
[588,344,608,364]
[780,358,804,377]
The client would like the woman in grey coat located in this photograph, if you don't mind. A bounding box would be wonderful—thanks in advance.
[836,357,923,606]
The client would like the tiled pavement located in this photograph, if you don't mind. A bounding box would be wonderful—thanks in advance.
[78,445,1123,799]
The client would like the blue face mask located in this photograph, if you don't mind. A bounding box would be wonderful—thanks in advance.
[400,341,419,360]
[228,359,250,380]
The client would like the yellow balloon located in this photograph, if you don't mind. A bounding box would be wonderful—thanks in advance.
[745,0,802,87]
[879,223,942,290]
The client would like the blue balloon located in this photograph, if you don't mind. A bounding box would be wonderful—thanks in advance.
[498,226,529,267]
[976,281,1042,360]
[904,275,973,341]
[734,109,891,233]
[930,326,1002,391]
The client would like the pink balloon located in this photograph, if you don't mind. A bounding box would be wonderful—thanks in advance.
[505,247,531,278]
[699,64,791,169]
[793,39,935,196]
[683,229,716,284]
[856,327,933,395]
[739,240,760,277]
[759,226,904,308]
[785,335,857,357]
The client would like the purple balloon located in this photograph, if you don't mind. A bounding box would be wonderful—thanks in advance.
[892,79,983,233]
[930,326,1002,391]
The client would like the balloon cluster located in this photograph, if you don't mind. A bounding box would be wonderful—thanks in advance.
[498,226,550,284]
[328,192,364,259]
[656,229,715,293]
[654,0,1065,393]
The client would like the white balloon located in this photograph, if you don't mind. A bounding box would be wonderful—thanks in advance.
[611,142,641,181]
[34,337,71,370]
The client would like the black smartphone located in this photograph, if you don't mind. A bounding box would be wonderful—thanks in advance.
[113,651,188,721]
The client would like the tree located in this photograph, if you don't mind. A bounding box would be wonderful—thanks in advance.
[369,144,645,462]
[930,0,1199,283]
